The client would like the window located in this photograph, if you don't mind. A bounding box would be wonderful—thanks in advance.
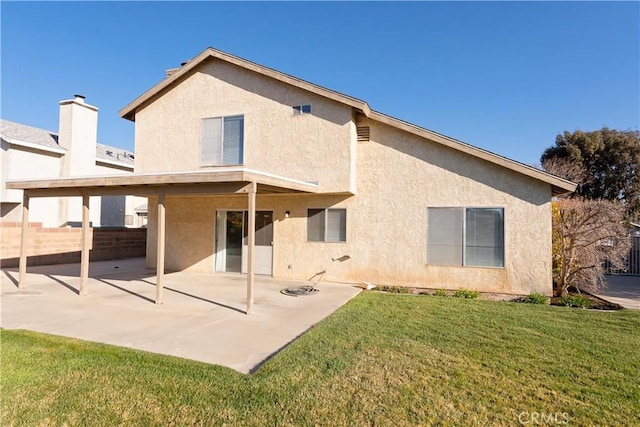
[293,105,312,115]
[307,208,346,242]
[201,115,244,165]
[427,207,504,268]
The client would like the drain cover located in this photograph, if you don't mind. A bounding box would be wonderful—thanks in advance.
[280,285,319,297]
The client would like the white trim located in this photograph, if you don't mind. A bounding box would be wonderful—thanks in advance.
[214,210,227,272]
[6,166,319,189]
[2,135,66,155]
[59,98,99,112]
[242,167,319,188]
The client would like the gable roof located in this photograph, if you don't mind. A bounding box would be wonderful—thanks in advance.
[1,119,134,168]
[119,47,576,195]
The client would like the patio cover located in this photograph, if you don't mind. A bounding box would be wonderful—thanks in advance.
[6,167,319,315]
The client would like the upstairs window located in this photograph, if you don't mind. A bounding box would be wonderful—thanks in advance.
[427,207,504,268]
[201,115,244,166]
[307,208,346,242]
[293,105,312,115]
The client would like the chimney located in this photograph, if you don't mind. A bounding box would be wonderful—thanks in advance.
[58,94,98,177]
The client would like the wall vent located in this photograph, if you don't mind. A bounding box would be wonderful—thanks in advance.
[357,126,370,142]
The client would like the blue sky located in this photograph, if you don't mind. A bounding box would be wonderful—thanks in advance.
[1,1,638,165]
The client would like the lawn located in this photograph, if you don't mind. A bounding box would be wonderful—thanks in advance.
[2,293,639,426]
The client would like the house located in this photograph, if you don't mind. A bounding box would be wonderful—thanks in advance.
[7,48,576,312]
[1,96,147,228]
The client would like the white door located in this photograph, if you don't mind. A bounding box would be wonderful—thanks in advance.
[215,210,273,275]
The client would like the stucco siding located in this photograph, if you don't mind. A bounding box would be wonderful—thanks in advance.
[134,59,355,193]
[144,118,553,295]
[345,119,553,294]
[135,58,554,295]
[2,145,63,227]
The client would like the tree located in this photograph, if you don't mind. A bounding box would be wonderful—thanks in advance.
[541,128,640,220]
[552,198,631,297]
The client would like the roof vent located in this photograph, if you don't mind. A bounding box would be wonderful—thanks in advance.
[74,94,86,103]
[357,126,370,142]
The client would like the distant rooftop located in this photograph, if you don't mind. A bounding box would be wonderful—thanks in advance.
[0,119,133,166]
[0,119,61,150]
[96,143,134,166]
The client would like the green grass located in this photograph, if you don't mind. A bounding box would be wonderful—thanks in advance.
[2,293,639,426]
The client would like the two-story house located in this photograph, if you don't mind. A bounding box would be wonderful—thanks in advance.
[1,95,146,228]
[8,48,576,311]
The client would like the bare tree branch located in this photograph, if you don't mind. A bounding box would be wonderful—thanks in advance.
[552,197,631,296]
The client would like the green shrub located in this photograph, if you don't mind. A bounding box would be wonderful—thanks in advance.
[434,289,448,297]
[559,295,591,308]
[522,293,547,304]
[453,290,479,299]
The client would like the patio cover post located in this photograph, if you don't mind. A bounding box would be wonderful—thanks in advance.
[156,193,166,305]
[79,193,90,295]
[246,182,257,315]
[18,191,30,289]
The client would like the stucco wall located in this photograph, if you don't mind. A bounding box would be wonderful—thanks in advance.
[144,118,553,295]
[1,143,63,227]
[343,119,553,295]
[136,61,553,295]
[134,59,356,193]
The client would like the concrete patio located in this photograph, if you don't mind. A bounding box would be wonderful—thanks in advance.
[1,258,361,373]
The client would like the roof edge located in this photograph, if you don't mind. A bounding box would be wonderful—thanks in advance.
[119,47,576,195]
[1,135,66,155]
[368,110,577,195]
[119,47,371,121]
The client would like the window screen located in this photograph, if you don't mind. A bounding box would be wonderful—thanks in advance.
[326,209,347,242]
[201,117,222,165]
[465,208,504,267]
[427,207,504,268]
[307,208,346,242]
[427,208,463,265]
[223,116,243,165]
[201,115,244,165]
[307,209,325,242]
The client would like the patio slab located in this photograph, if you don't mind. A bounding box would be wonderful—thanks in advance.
[1,258,361,373]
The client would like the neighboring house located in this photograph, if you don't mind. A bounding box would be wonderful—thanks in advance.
[1,96,147,228]
[8,48,577,298]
